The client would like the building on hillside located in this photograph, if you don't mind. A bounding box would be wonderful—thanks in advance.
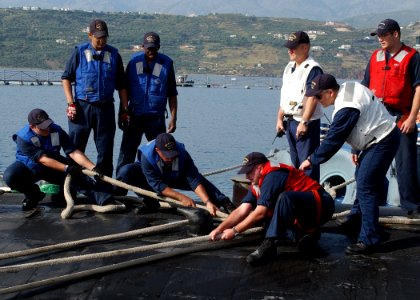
[311,46,324,52]
[338,44,351,50]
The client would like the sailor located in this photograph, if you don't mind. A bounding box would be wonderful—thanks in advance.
[300,74,400,255]
[61,19,128,178]
[209,152,335,265]
[117,133,235,216]
[362,19,420,218]
[3,109,115,210]
[115,32,178,182]
[276,31,324,181]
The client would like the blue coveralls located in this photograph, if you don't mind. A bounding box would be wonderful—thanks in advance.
[3,124,113,205]
[115,52,178,178]
[117,139,228,206]
[61,42,126,177]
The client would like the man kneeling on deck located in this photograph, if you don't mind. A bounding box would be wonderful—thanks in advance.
[209,152,335,265]
[116,133,235,216]
[3,108,115,210]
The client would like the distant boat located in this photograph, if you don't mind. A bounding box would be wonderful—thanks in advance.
[244,85,250,89]
[176,75,194,87]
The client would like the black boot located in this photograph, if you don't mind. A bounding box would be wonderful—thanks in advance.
[345,242,379,255]
[336,213,362,233]
[246,238,278,266]
[22,192,46,211]
[297,230,321,253]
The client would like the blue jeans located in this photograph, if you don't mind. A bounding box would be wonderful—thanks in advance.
[286,119,320,181]
[69,100,116,177]
[395,129,420,212]
[117,162,228,206]
[3,161,113,205]
[116,115,166,177]
[349,127,400,245]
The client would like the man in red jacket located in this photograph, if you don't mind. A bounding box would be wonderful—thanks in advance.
[209,152,335,265]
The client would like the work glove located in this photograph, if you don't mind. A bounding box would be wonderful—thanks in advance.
[65,165,84,176]
[67,103,77,121]
[118,111,130,130]
[92,166,104,180]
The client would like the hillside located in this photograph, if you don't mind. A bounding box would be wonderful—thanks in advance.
[1,8,420,79]
[2,0,420,28]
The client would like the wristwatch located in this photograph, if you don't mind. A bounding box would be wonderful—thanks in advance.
[300,120,309,126]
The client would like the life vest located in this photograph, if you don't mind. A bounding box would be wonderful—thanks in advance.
[250,161,322,230]
[333,82,396,150]
[127,52,173,115]
[280,56,323,121]
[74,42,118,102]
[139,139,186,181]
[368,44,417,117]
[250,161,321,198]
[13,124,62,173]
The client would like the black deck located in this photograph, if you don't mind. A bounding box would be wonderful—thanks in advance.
[1,192,420,299]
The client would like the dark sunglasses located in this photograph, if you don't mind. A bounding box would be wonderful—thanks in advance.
[315,94,322,100]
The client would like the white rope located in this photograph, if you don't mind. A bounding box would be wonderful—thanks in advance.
[61,173,126,219]
[202,153,277,177]
[0,228,264,295]
[324,178,356,199]
[0,220,188,261]
[0,227,264,272]
[76,169,229,219]
[333,210,420,225]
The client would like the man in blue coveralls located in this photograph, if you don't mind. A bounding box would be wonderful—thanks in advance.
[117,133,235,216]
[61,19,128,178]
[209,152,335,266]
[115,32,178,180]
[3,109,115,210]
[300,74,400,255]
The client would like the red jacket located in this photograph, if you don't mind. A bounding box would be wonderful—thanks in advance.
[250,162,321,198]
[368,44,417,118]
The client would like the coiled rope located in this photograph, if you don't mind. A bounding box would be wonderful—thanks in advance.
[61,172,126,219]
[0,228,264,296]
[61,169,229,220]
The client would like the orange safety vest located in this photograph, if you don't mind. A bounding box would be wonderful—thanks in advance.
[250,162,322,231]
[368,44,417,126]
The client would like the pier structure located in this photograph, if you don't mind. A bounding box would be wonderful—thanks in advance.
[0,70,63,86]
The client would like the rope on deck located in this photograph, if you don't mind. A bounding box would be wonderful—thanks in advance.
[61,173,126,219]
[61,169,228,220]
[332,210,420,225]
[0,227,264,296]
[0,227,264,273]
[0,220,188,261]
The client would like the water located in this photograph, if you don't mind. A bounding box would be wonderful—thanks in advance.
[0,75,289,198]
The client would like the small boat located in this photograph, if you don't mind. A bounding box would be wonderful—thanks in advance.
[176,75,194,87]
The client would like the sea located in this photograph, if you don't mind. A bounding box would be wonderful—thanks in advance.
[0,74,296,198]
